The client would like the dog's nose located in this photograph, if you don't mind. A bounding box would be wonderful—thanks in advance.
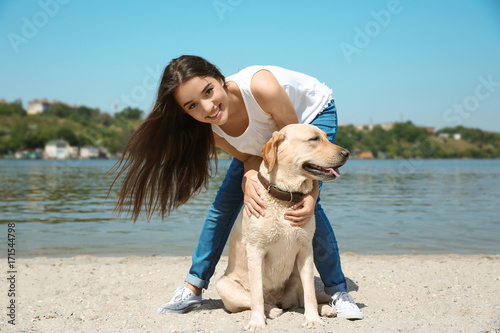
[340,149,350,158]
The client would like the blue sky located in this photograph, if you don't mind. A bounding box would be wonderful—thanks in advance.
[1,0,499,132]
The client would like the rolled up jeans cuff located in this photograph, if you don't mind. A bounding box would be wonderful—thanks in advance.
[185,273,208,289]
[324,281,348,295]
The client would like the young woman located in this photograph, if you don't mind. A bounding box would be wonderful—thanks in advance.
[112,55,363,320]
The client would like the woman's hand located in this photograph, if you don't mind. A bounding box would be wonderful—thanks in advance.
[284,180,319,227]
[241,156,266,218]
[284,195,316,226]
[242,169,267,218]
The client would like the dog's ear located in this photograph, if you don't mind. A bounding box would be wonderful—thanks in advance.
[262,130,284,171]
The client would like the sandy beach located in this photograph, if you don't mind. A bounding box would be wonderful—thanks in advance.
[1,254,499,332]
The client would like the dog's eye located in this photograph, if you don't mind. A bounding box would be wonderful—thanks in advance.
[309,136,320,142]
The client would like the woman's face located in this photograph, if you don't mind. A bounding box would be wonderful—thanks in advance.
[174,76,229,125]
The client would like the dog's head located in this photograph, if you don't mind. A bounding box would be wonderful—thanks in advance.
[262,124,349,182]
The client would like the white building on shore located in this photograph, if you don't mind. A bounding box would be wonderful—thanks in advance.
[79,145,108,159]
[27,99,51,115]
[43,140,108,159]
[27,99,78,115]
[44,140,78,159]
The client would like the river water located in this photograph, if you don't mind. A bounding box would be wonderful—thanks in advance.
[0,159,499,257]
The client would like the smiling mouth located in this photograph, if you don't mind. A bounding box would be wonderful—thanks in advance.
[303,163,342,180]
[207,105,221,119]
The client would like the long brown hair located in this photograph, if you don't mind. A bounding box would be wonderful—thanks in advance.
[110,55,224,221]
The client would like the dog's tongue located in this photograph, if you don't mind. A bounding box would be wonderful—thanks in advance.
[327,167,341,177]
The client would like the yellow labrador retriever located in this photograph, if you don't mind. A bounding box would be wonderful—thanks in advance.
[215,124,350,331]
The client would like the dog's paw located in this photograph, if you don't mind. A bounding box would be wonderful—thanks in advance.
[319,303,337,317]
[267,307,283,319]
[246,313,266,332]
[302,315,322,328]
[245,321,265,332]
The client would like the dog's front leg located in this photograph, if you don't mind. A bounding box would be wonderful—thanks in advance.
[245,244,266,332]
[296,246,322,327]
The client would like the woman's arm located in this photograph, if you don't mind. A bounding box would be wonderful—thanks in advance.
[214,134,267,218]
[249,70,317,225]
[250,69,299,128]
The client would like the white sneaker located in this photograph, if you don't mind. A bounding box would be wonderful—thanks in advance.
[157,286,202,314]
[330,291,364,320]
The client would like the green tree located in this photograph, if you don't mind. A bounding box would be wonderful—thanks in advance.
[115,107,143,120]
[56,127,79,146]
[68,106,101,126]
[96,112,114,127]
[391,121,429,143]
[336,126,356,151]
[46,102,73,118]
[0,100,26,116]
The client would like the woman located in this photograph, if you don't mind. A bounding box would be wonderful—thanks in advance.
[112,55,363,320]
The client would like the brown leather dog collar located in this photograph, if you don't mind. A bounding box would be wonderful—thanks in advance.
[257,172,305,204]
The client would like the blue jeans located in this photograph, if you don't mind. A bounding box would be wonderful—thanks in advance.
[186,100,348,295]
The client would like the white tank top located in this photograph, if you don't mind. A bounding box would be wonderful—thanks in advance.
[212,65,333,156]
